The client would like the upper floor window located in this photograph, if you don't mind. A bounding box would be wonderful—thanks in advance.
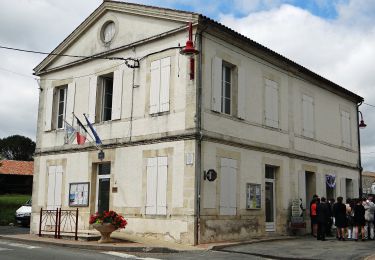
[221,63,232,115]
[341,110,351,148]
[149,57,171,114]
[55,86,67,129]
[264,79,279,128]
[97,73,113,122]
[302,94,314,138]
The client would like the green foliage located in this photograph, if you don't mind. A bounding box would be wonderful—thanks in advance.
[0,135,35,161]
[0,194,30,225]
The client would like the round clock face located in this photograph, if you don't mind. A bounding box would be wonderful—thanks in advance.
[102,21,115,43]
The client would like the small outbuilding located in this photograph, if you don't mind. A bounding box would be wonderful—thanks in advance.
[0,160,33,194]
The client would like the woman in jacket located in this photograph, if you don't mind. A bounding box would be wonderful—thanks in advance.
[353,198,366,241]
[333,196,347,240]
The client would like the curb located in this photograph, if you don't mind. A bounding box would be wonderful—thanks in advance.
[210,236,297,250]
[0,235,179,253]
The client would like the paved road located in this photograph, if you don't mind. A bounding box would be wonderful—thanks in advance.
[0,226,29,235]
[0,238,268,260]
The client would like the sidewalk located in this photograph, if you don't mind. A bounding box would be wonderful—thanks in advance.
[0,229,295,253]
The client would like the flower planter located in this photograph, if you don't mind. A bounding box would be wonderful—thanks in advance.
[92,223,117,243]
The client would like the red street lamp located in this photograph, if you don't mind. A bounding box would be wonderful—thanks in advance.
[359,111,367,129]
[180,22,199,80]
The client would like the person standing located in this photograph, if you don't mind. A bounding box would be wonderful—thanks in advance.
[346,198,354,239]
[353,198,366,241]
[317,197,330,241]
[364,196,375,240]
[333,196,347,240]
[310,196,319,237]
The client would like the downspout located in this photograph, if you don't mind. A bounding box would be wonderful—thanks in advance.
[357,101,363,198]
[194,23,203,245]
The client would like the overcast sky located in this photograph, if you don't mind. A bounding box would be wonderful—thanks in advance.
[1,0,375,170]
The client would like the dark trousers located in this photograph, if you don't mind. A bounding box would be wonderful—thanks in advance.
[317,222,326,240]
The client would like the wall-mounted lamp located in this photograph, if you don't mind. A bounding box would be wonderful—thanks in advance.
[180,22,199,80]
[359,111,367,129]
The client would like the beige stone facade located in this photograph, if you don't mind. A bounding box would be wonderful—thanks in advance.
[31,1,363,245]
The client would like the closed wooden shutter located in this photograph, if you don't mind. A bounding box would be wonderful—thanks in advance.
[150,60,161,114]
[65,82,76,124]
[352,179,359,198]
[157,157,168,215]
[54,166,63,208]
[111,69,123,120]
[47,166,56,210]
[159,57,170,112]
[237,66,246,119]
[88,76,98,122]
[341,111,351,147]
[302,94,314,138]
[340,178,346,202]
[265,79,279,128]
[146,158,157,215]
[211,57,222,112]
[298,170,306,208]
[220,158,237,215]
[44,87,54,131]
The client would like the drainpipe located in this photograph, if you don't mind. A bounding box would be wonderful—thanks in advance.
[357,101,363,198]
[194,24,203,245]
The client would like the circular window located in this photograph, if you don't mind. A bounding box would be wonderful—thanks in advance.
[101,21,115,43]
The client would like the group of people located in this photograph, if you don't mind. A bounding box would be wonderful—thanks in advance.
[310,195,375,241]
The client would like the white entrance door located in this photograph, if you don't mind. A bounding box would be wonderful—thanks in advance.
[265,166,276,232]
[95,163,111,213]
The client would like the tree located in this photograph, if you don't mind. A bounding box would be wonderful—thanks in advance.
[0,135,35,161]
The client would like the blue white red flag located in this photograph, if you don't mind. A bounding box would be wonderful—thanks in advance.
[83,114,102,145]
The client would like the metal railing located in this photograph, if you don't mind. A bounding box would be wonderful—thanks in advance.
[38,208,79,240]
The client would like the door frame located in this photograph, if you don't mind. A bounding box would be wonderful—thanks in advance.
[95,168,110,212]
[265,177,276,232]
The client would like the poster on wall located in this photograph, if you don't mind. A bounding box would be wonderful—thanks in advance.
[246,183,261,209]
[69,182,90,207]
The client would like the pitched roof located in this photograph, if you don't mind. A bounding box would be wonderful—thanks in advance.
[0,160,34,176]
[34,0,363,103]
[363,171,375,178]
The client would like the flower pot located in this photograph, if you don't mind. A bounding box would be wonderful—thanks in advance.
[92,223,117,243]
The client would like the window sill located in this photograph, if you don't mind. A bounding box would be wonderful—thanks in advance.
[149,111,170,117]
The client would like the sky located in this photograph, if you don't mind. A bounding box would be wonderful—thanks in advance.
[0,0,375,170]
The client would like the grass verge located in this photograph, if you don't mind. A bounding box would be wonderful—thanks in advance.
[0,194,31,225]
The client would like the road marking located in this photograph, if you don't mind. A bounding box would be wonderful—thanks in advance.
[102,251,161,260]
[0,241,41,249]
[0,247,13,251]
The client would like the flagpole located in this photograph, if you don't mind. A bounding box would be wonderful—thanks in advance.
[73,113,101,150]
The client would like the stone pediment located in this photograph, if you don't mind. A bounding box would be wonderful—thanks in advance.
[34,1,198,74]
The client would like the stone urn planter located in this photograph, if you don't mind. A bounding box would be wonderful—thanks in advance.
[93,223,118,243]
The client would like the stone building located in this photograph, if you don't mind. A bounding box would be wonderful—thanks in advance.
[31,1,363,244]
[362,171,375,195]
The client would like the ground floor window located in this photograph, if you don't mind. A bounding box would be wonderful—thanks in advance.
[146,157,168,215]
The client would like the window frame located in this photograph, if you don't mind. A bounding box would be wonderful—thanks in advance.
[221,62,233,115]
[53,85,68,130]
[97,73,114,122]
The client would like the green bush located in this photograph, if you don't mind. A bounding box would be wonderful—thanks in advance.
[0,194,30,225]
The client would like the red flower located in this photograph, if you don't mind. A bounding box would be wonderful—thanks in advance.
[89,210,127,229]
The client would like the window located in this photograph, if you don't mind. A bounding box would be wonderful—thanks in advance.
[150,57,171,114]
[341,110,351,148]
[220,158,237,215]
[146,157,168,215]
[264,79,279,128]
[221,63,232,114]
[47,165,63,210]
[55,86,67,129]
[98,73,113,122]
[302,94,314,138]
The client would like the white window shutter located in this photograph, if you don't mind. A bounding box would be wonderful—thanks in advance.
[211,57,222,112]
[150,60,161,114]
[237,66,246,119]
[341,111,351,147]
[157,157,168,215]
[65,82,76,124]
[112,69,123,120]
[159,57,170,112]
[340,178,346,202]
[88,76,98,122]
[146,158,157,215]
[302,95,314,138]
[353,179,359,198]
[47,166,56,210]
[265,79,279,128]
[44,88,54,131]
[54,166,63,208]
[220,158,237,215]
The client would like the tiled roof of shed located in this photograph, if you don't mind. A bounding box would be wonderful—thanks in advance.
[0,160,34,176]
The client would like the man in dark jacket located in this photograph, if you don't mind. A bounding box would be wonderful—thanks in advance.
[317,197,330,241]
